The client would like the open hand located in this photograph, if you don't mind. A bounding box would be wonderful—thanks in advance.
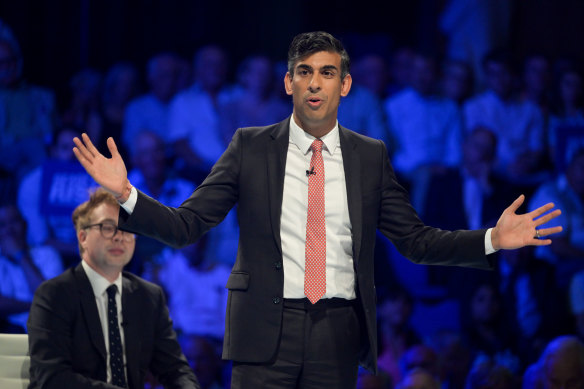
[73,134,131,201]
[491,194,563,250]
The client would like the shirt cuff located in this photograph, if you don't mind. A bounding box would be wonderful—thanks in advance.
[119,186,138,214]
[485,228,498,255]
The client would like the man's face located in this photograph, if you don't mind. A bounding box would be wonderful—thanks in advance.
[79,203,135,277]
[284,51,351,136]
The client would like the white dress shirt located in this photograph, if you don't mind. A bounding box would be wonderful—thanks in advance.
[280,116,355,299]
[81,260,127,385]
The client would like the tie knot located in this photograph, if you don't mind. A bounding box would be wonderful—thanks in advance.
[106,284,118,299]
[311,139,323,153]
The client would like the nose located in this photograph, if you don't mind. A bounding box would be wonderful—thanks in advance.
[308,73,321,92]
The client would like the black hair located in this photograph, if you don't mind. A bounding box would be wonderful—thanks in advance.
[287,31,350,80]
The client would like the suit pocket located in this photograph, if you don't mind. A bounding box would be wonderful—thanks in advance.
[226,271,250,291]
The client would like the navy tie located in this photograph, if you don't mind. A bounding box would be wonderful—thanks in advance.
[106,285,127,388]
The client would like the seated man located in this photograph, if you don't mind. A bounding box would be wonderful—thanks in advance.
[27,188,200,389]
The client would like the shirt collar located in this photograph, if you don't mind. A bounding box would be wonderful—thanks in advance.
[81,260,123,298]
[289,115,340,156]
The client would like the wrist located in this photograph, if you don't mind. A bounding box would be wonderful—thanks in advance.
[491,227,500,250]
[115,180,133,204]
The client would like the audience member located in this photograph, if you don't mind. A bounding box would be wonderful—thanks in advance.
[27,188,200,388]
[386,46,414,97]
[429,330,472,389]
[441,59,474,106]
[399,345,439,379]
[529,148,584,285]
[377,286,422,385]
[168,45,234,183]
[95,62,139,159]
[537,336,584,389]
[0,35,56,179]
[180,335,225,389]
[61,68,103,137]
[17,126,93,266]
[384,51,462,208]
[463,49,546,182]
[352,53,391,100]
[218,54,289,146]
[396,367,440,389]
[123,52,181,154]
[155,242,230,341]
[521,54,553,117]
[357,368,394,389]
[126,130,196,272]
[548,67,584,173]
[464,355,517,389]
[0,204,63,333]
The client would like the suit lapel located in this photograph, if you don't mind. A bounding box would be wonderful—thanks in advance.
[267,118,291,255]
[74,264,107,363]
[339,126,363,266]
[121,275,140,388]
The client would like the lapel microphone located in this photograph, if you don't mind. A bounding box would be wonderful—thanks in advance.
[306,166,316,176]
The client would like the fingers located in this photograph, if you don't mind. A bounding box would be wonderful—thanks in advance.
[536,226,563,237]
[73,137,94,163]
[530,202,557,219]
[535,209,562,225]
[506,194,525,214]
[107,137,120,158]
[81,133,101,157]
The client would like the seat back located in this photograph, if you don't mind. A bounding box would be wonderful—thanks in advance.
[0,333,30,389]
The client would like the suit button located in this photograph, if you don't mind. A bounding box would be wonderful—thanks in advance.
[272,297,281,304]
[274,262,282,270]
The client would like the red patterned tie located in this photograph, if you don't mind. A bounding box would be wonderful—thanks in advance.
[305,139,326,304]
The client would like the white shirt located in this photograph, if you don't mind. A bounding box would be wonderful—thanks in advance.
[81,260,127,385]
[280,116,355,299]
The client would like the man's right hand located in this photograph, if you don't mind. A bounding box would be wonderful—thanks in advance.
[73,134,131,202]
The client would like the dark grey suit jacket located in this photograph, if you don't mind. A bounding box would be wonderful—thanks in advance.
[27,264,200,389]
[119,117,493,372]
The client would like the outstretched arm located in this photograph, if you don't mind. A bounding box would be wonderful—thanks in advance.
[491,194,563,250]
[72,134,132,202]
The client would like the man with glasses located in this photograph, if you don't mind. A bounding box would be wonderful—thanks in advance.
[27,188,200,389]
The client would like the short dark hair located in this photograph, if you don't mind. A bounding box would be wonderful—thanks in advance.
[287,31,350,80]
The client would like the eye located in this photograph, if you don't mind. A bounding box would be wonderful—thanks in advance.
[102,224,116,234]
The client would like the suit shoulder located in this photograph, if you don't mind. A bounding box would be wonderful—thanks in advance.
[340,126,386,150]
[238,118,289,140]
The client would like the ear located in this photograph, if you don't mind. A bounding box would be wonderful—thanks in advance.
[78,229,88,250]
[340,73,352,97]
[284,72,293,96]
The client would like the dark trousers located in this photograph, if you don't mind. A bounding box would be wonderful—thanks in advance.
[231,298,361,389]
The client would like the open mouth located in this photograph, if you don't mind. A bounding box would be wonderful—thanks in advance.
[306,96,323,108]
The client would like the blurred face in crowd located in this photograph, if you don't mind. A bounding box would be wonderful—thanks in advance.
[0,40,20,87]
[524,56,551,97]
[195,46,228,94]
[240,56,274,97]
[560,71,583,107]
[149,55,179,103]
[442,61,472,104]
[391,47,414,89]
[378,294,412,329]
[399,369,440,389]
[401,345,439,376]
[285,50,352,137]
[354,54,389,98]
[78,202,135,280]
[544,350,584,389]
[51,129,78,161]
[471,284,500,325]
[463,128,496,168]
[0,205,27,253]
[132,131,166,182]
[410,55,437,96]
[485,61,514,99]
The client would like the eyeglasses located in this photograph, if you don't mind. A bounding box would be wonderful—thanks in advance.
[83,222,136,242]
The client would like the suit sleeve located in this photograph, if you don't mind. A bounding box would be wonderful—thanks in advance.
[375,140,493,270]
[149,287,201,389]
[27,281,118,389]
[118,128,242,248]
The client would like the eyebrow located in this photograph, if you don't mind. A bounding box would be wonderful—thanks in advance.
[295,64,339,73]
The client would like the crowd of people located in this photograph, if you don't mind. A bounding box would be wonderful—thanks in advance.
[1,18,584,389]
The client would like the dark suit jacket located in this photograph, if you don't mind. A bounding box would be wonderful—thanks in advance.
[119,117,493,372]
[27,264,200,389]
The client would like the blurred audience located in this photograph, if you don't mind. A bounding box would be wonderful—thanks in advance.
[464,355,518,389]
[441,59,474,106]
[168,45,234,183]
[463,49,547,183]
[60,68,103,136]
[218,54,289,145]
[521,54,553,117]
[0,35,56,179]
[17,126,93,267]
[123,52,182,154]
[181,335,225,389]
[352,53,391,100]
[0,203,63,332]
[396,367,440,389]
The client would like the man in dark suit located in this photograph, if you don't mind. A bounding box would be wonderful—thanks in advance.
[73,32,562,389]
[27,188,200,389]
